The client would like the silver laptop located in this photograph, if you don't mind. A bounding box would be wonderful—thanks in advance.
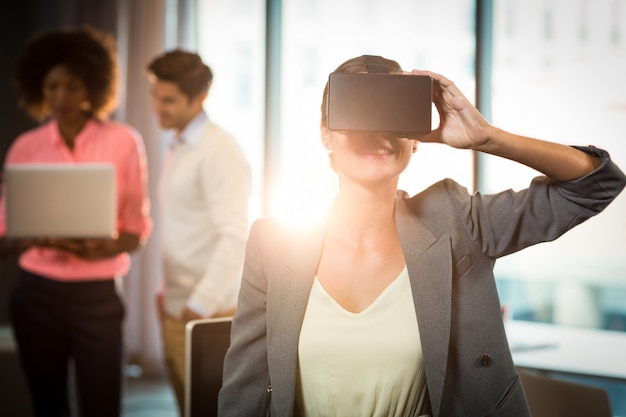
[4,164,116,239]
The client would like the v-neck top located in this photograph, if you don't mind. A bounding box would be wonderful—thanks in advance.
[295,266,430,416]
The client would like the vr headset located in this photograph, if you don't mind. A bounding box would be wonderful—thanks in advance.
[326,55,432,138]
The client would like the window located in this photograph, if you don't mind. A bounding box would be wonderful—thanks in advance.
[489,0,626,330]
[196,0,267,220]
[273,0,475,223]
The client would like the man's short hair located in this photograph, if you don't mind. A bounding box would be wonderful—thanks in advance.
[147,49,213,101]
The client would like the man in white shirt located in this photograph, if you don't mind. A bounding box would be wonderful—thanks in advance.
[146,49,251,415]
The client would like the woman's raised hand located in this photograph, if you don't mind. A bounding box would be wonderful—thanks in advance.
[408,69,493,150]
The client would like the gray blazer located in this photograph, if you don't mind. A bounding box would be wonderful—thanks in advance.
[219,146,625,417]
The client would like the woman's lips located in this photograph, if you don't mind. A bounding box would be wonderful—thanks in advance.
[351,138,398,156]
[356,146,393,155]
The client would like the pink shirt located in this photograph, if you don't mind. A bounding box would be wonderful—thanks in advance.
[0,119,152,281]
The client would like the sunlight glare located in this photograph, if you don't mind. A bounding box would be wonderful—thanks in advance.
[267,177,336,230]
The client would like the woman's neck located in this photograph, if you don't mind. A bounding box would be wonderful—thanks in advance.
[57,115,89,150]
[331,184,398,238]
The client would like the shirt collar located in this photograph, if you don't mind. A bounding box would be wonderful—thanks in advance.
[49,118,98,147]
[175,111,209,147]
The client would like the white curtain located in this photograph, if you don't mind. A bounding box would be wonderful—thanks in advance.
[115,0,201,377]
[116,0,168,376]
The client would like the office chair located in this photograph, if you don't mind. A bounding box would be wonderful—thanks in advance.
[517,367,613,417]
[184,317,232,417]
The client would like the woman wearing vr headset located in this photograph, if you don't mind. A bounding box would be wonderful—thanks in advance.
[218,55,625,416]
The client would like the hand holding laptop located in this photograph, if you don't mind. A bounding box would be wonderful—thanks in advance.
[35,236,117,259]
[1,163,136,259]
[0,236,124,259]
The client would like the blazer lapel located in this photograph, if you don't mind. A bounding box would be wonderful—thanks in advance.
[266,220,327,413]
[395,197,452,417]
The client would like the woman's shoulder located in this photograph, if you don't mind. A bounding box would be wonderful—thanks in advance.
[12,120,53,142]
[396,178,475,230]
[249,217,293,240]
[5,121,55,160]
[250,215,325,245]
[88,119,145,153]
[92,119,141,137]
[399,178,471,204]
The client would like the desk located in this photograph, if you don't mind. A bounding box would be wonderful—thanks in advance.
[506,320,626,381]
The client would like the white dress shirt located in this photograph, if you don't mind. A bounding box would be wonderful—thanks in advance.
[160,111,251,317]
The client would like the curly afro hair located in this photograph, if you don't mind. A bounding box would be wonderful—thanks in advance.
[12,26,119,121]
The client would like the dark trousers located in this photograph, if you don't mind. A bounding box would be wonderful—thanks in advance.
[10,269,125,417]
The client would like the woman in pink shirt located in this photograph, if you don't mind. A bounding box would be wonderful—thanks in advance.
[0,27,151,417]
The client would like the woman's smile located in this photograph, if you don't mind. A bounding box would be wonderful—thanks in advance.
[347,137,408,160]
[355,145,393,157]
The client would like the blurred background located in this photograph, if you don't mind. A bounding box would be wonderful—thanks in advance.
[1,0,625,415]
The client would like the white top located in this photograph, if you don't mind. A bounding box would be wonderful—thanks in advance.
[159,111,251,316]
[296,266,430,417]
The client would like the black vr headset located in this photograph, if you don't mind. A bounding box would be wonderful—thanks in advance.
[326,55,432,138]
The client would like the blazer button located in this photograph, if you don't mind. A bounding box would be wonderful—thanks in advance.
[479,353,491,367]
[266,385,272,393]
